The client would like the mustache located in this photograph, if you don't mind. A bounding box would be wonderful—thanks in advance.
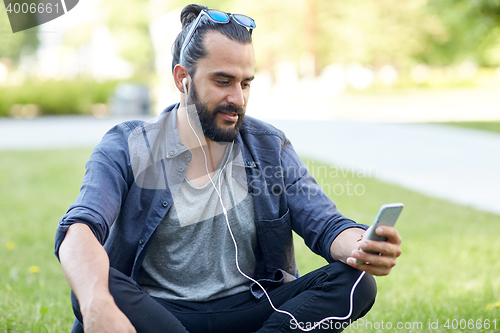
[213,104,244,115]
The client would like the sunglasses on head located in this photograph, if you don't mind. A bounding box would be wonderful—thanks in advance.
[179,9,256,66]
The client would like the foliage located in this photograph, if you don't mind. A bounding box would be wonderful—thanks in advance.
[169,0,439,71]
[0,80,119,117]
[3,0,500,81]
[166,0,500,73]
[99,0,155,75]
[0,5,39,63]
[424,0,500,66]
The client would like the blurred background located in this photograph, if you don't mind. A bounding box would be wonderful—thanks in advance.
[1,0,500,331]
[1,0,499,120]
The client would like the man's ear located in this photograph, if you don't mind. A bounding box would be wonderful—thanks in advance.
[174,64,190,94]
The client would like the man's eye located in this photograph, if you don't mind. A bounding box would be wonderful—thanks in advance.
[217,81,230,85]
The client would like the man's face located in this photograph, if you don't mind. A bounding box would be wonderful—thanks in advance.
[188,81,244,142]
[187,31,255,142]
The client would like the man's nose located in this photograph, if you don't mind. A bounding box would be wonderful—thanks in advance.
[226,84,245,108]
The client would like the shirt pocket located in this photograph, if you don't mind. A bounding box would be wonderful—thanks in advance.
[256,209,296,277]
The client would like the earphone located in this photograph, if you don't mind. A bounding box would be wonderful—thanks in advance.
[182,82,365,331]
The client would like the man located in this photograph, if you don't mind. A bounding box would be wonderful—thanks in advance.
[55,4,402,332]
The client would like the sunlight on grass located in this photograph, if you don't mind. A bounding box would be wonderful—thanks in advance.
[435,121,500,135]
[0,149,498,331]
[0,148,92,331]
[295,158,500,332]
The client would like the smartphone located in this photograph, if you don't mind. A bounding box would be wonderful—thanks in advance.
[355,203,403,264]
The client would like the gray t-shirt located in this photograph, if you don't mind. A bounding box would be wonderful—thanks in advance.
[137,144,257,302]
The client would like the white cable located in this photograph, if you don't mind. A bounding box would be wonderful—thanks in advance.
[183,89,364,331]
[216,162,366,331]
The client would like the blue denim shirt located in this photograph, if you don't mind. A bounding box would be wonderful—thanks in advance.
[54,104,366,296]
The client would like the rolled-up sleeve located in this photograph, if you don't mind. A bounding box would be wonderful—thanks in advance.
[281,140,368,263]
[54,124,133,260]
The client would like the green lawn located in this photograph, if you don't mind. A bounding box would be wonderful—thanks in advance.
[436,121,500,135]
[0,148,91,331]
[1,149,499,332]
[297,158,500,332]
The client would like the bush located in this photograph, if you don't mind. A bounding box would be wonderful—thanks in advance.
[0,80,119,117]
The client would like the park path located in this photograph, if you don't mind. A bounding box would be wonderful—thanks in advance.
[266,119,500,215]
[1,113,499,215]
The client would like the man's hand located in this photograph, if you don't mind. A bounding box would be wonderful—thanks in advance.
[81,293,136,333]
[59,224,136,333]
[346,226,402,276]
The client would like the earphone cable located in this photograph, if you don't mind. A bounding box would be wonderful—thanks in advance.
[182,90,365,331]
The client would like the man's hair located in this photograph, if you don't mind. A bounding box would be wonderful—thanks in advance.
[171,4,253,77]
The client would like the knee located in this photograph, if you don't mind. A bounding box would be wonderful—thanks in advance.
[107,267,142,308]
[70,267,138,323]
[353,271,377,319]
[108,267,138,293]
[322,262,377,319]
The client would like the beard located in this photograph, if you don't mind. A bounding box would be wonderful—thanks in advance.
[186,82,245,143]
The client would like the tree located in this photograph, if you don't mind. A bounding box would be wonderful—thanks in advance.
[99,0,155,76]
[424,0,500,66]
[0,9,39,64]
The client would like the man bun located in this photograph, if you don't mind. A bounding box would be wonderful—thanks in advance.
[180,4,208,29]
[172,3,251,76]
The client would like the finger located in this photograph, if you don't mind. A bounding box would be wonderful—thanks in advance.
[346,257,392,276]
[375,226,402,245]
[360,240,402,258]
[352,249,397,268]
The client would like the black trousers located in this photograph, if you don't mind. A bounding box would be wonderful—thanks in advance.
[71,262,376,332]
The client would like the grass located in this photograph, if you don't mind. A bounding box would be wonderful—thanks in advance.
[296,158,500,332]
[435,121,500,135]
[1,149,499,332]
[0,148,91,331]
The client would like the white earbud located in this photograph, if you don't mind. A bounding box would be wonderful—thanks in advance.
[182,78,188,94]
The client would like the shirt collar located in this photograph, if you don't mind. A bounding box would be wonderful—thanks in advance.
[159,103,255,168]
[164,105,190,159]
